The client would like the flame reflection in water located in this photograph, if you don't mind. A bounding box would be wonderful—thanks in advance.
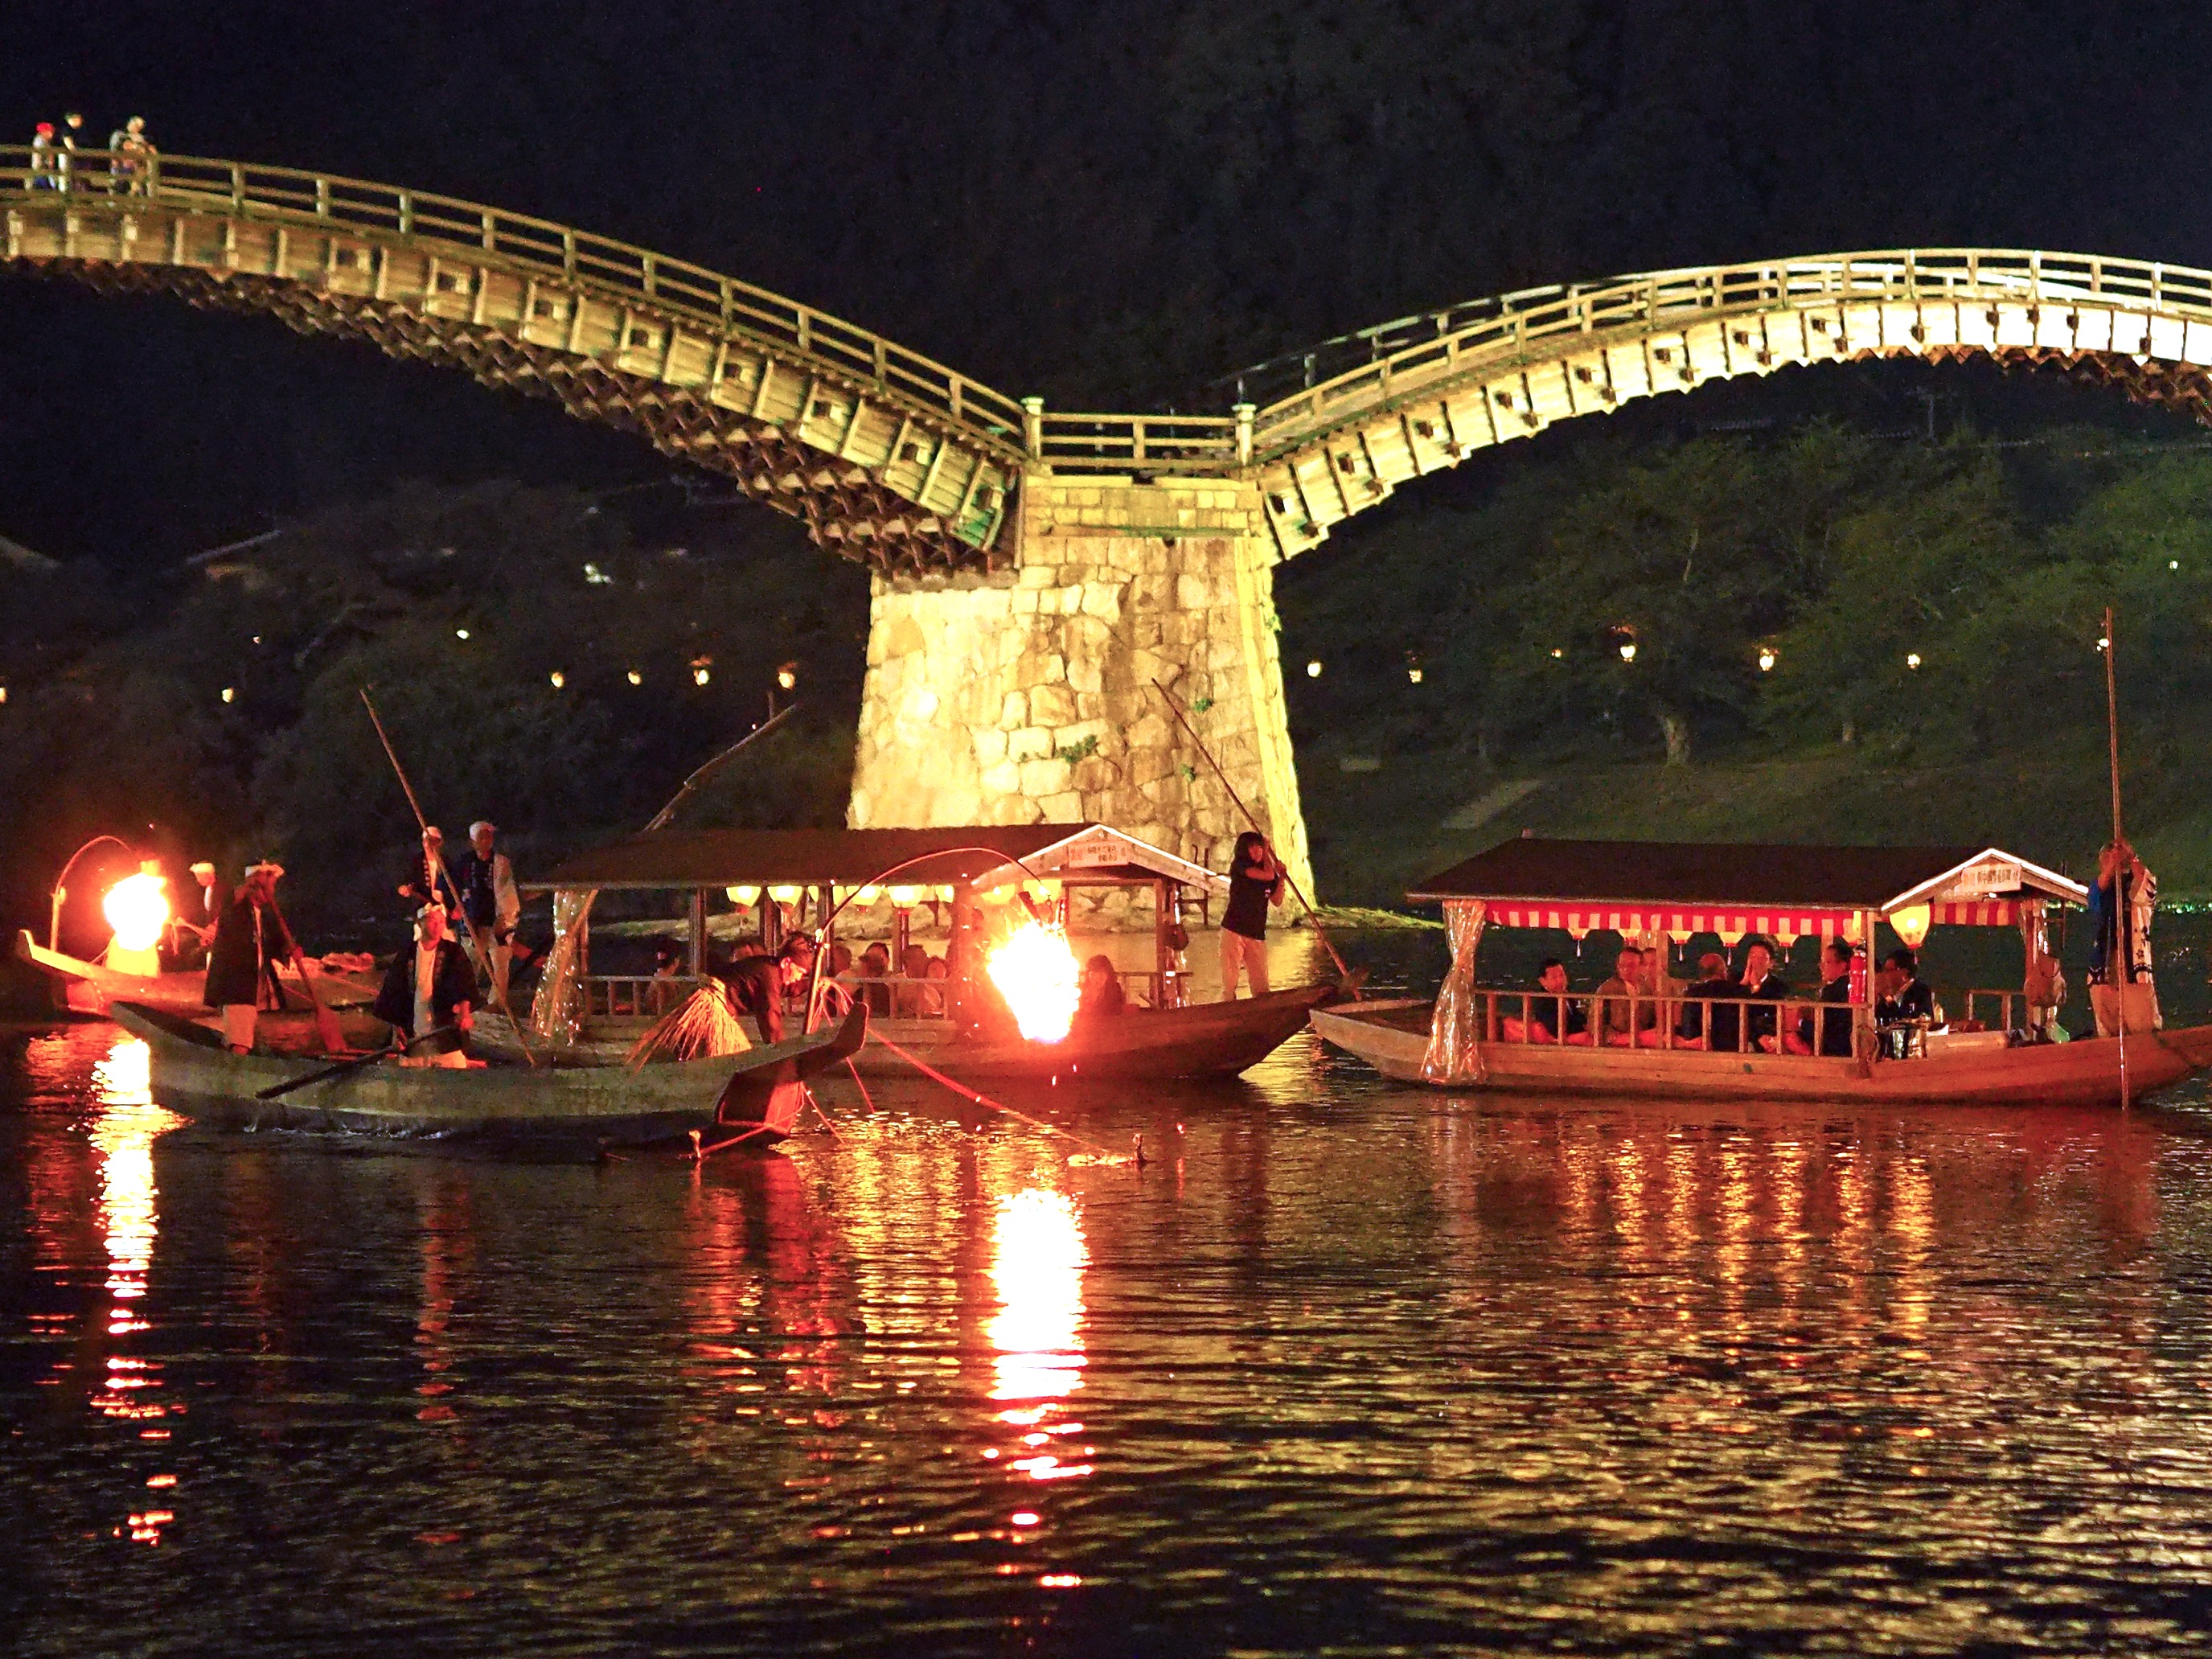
[87,1037,183,1541]
[987,1188,1094,1504]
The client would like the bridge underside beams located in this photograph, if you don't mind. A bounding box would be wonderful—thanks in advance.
[3,200,1014,573]
[1252,297,2212,559]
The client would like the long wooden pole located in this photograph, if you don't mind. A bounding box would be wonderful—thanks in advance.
[1149,680,1358,992]
[2103,606,2130,1111]
[359,688,539,1066]
[265,891,346,1055]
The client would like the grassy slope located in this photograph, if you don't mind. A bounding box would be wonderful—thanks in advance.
[1303,723,2212,909]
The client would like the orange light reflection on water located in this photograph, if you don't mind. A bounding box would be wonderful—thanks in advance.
[87,1037,185,1542]
[986,1187,1094,1502]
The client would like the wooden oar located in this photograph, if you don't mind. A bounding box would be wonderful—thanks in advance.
[359,688,540,1067]
[265,892,346,1054]
[1149,679,1360,994]
[255,1024,457,1101]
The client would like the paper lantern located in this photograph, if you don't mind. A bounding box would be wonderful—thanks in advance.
[727,885,760,905]
[889,885,921,907]
[769,884,802,904]
[1890,905,1931,951]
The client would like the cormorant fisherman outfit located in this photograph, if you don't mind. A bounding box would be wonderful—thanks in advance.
[372,925,477,1066]
[203,868,298,1052]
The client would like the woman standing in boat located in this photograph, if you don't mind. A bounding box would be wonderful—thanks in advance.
[1219,831,1287,1000]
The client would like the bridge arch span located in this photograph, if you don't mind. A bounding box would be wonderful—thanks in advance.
[1228,251,2212,558]
[1,148,1024,574]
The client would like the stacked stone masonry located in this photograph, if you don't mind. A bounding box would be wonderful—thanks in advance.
[848,473,1314,902]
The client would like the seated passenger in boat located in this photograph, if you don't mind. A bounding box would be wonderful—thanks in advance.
[1874,948,1936,1055]
[1674,951,1742,1049]
[1501,959,1586,1044]
[855,942,894,1017]
[1590,943,1647,1047]
[1737,939,1791,1051]
[1781,937,1857,1055]
[1076,955,1127,1024]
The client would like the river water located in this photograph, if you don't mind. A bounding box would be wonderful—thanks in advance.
[9,924,2212,1656]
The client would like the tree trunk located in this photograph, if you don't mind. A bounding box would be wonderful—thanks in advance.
[1657,708,1691,766]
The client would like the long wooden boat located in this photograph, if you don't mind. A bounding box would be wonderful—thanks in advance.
[1314,997,2212,1107]
[16,928,382,1017]
[1312,839,2212,1109]
[109,1000,866,1147]
[478,981,1340,1083]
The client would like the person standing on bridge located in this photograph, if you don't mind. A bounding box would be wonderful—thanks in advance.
[109,116,153,193]
[58,112,84,190]
[27,123,58,190]
[1218,830,1286,1000]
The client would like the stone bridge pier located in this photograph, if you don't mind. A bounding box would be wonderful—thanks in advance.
[847,473,1314,901]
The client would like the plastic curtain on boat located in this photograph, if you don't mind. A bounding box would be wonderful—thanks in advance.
[1420,899,1487,1084]
[530,887,592,1043]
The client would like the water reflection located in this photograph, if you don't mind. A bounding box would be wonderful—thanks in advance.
[986,1186,1094,1509]
[84,1037,183,1542]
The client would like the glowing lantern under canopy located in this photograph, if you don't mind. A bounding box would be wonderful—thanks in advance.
[727,885,761,905]
[1890,904,1932,951]
[103,863,170,977]
[888,885,921,907]
[768,884,802,905]
[987,921,1081,1043]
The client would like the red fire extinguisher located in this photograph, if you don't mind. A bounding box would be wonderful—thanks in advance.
[1849,939,1869,1004]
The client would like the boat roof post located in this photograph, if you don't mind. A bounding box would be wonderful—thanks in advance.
[687,888,707,981]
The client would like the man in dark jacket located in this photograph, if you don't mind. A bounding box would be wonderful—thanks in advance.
[371,903,477,1066]
[1676,951,1739,1050]
[712,936,815,1045]
[203,863,298,1053]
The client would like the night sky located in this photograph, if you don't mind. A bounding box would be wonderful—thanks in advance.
[5,2,2212,562]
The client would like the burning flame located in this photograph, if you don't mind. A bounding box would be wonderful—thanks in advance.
[103,873,170,953]
[986,921,1081,1043]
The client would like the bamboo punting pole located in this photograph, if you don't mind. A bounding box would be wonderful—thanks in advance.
[2103,606,2130,1111]
[1148,680,1359,993]
[359,688,539,1067]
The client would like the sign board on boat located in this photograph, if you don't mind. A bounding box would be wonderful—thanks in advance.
[1943,860,2022,900]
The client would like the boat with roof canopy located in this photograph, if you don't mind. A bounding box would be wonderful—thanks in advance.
[506,822,1343,1083]
[1311,838,2212,1106]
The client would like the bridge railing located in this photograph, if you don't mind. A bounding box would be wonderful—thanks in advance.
[0,146,1032,457]
[1033,410,1242,473]
[1242,248,2212,455]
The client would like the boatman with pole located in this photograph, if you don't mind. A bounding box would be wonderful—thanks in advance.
[203,862,299,1054]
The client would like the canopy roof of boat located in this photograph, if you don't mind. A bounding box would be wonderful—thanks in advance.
[1410,839,2087,920]
[527,823,1229,896]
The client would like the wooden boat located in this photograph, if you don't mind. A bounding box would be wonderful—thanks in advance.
[1312,839,2212,1109]
[476,982,1341,1083]
[519,822,1335,1082]
[109,1000,867,1148]
[15,927,382,1017]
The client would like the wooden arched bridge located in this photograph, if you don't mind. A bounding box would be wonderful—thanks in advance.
[11,148,2212,566]
[13,145,2212,892]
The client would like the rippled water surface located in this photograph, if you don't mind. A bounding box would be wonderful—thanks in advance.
[10,926,2212,1656]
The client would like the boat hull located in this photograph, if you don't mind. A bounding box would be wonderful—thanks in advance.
[1312,999,2212,1108]
[110,1000,866,1147]
[489,983,1337,1083]
[16,928,380,1017]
